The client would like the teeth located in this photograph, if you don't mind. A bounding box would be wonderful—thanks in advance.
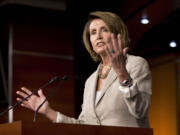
[97,42,104,46]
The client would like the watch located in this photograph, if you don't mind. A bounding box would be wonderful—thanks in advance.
[119,78,133,87]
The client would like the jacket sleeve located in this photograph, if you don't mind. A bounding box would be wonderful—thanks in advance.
[56,110,85,124]
[56,81,89,124]
[119,57,152,119]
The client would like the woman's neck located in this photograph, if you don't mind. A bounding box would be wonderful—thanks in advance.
[100,54,111,66]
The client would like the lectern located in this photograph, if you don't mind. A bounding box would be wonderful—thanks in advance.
[0,121,153,135]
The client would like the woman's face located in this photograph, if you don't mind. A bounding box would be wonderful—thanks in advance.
[89,18,111,55]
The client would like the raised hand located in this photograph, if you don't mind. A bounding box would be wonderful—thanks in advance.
[105,33,130,81]
[16,87,50,115]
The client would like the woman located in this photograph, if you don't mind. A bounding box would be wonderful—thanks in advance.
[16,11,152,128]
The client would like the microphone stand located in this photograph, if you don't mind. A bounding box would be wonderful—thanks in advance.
[0,76,60,117]
[33,75,68,122]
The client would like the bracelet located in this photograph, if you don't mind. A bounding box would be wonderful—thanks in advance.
[119,78,133,87]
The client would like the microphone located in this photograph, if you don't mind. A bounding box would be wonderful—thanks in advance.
[0,76,60,117]
[40,76,60,89]
[33,75,68,122]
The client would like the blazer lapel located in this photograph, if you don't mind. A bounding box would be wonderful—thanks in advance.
[95,68,118,107]
[95,55,129,107]
[88,67,99,117]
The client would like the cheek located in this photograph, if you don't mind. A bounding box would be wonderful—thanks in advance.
[90,35,95,42]
[90,37,96,47]
[104,35,111,44]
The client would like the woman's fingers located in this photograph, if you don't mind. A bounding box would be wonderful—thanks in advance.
[20,103,31,110]
[16,97,30,108]
[117,34,122,54]
[16,87,49,114]
[106,37,113,58]
[104,45,112,59]
[38,89,45,99]
[21,87,32,95]
[16,97,28,104]
[123,47,129,55]
[111,33,119,53]
[107,33,123,56]
[16,91,29,98]
[16,87,33,99]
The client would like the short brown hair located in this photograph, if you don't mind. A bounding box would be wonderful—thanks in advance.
[83,11,130,62]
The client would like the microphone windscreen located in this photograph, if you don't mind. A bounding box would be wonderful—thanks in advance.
[62,75,68,81]
[50,76,60,83]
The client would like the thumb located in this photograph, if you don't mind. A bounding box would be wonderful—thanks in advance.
[38,89,46,99]
[123,47,129,55]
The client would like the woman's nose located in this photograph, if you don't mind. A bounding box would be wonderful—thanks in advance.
[97,31,102,39]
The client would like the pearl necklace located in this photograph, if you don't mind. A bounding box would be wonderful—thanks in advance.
[98,64,112,79]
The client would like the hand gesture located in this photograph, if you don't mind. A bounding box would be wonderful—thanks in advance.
[16,87,50,115]
[105,33,130,81]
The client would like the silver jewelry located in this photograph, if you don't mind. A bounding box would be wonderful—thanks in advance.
[119,78,133,87]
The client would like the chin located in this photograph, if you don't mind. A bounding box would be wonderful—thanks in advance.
[95,50,106,55]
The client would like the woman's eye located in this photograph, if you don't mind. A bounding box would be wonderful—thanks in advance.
[90,30,96,35]
[102,28,108,32]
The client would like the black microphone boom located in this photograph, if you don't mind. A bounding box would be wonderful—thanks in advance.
[40,76,60,89]
[33,75,68,122]
[0,76,60,117]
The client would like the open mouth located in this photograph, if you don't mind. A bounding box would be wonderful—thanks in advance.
[97,42,105,47]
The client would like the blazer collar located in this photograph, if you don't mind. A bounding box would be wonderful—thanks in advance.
[88,63,118,108]
[89,55,130,110]
[88,66,99,117]
[95,67,118,106]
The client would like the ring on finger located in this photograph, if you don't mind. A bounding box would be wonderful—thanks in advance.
[110,48,115,53]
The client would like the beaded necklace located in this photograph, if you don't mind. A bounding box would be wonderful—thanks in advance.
[98,64,112,79]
